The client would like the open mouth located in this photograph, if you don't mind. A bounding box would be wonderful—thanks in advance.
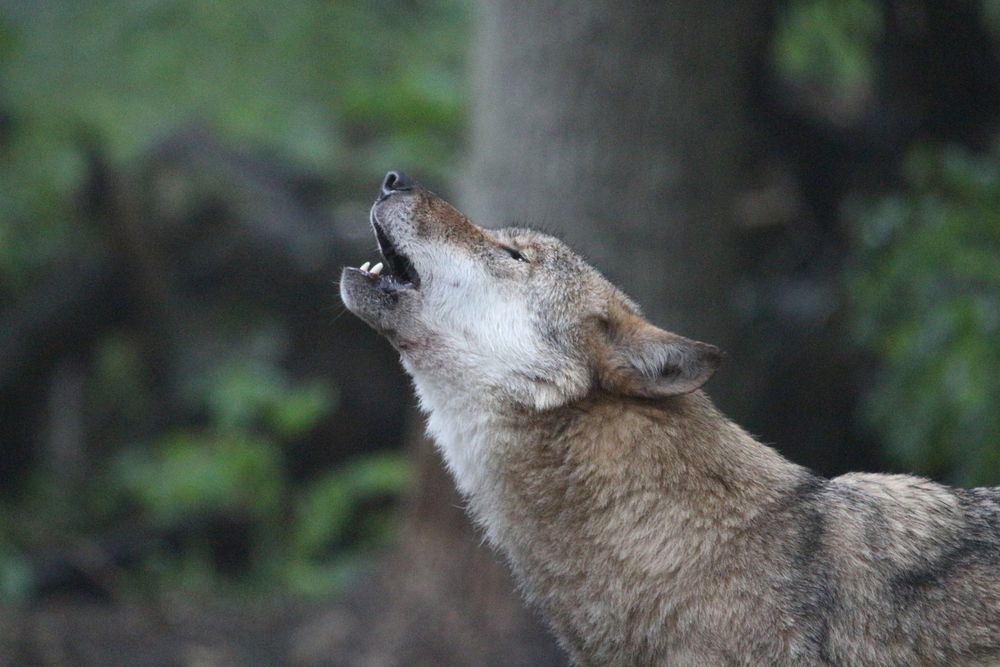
[350,211,420,290]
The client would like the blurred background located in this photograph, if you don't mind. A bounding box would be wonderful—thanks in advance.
[1,0,999,664]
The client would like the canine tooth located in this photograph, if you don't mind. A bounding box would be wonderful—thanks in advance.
[370,262,384,276]
[360,261,371,272]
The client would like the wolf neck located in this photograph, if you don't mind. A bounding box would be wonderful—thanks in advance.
[422,381,800,504]
[417,380,803,595]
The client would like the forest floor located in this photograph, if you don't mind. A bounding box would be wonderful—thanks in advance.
[0,595,354,666]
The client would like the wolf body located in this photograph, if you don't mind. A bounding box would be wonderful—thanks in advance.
[341,172,1000,666]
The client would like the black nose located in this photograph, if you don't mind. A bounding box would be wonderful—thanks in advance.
[381,170,413,197]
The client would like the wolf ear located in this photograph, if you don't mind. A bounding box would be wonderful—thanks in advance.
[596,309,723,398]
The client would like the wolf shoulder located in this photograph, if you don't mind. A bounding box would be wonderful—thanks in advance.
[752,470,1000,664]
[772,471,1000,570]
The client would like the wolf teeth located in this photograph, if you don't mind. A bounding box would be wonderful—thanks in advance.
[357,260,383,275]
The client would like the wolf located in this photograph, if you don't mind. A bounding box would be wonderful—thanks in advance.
[340,171,1000,666]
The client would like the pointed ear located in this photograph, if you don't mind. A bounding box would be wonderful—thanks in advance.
[596,309,723,398]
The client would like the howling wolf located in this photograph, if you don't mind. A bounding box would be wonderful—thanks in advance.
[341,171,1000,666]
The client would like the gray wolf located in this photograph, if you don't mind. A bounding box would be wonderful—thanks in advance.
[340,171,1000,666]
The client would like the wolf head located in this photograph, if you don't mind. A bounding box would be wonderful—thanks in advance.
[341,172,722,412]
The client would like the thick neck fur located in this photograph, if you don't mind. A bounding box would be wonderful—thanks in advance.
[415,377,804,665]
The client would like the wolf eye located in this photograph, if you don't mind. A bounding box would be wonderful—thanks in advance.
[501,246,528,262]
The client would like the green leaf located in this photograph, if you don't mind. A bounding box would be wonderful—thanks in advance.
[849,142,1000,485]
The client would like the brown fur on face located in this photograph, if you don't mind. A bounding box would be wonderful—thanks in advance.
[342,181,1000,666]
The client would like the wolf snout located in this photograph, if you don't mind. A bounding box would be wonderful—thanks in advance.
[379,170,414,200]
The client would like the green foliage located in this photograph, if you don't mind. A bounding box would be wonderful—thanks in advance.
[287,453,412,595]
[0,0,468,294]
[113,427,410,597]
[850,144,1000,485]
[89,334,151,427]
[108,361,412,597]
[772,0,880,102]
[1,0,466,167]
[0,119,94,296]
[205,362,337,440]
[117,431,285,525]
[0,0,463,601]
[293,452,411,557]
